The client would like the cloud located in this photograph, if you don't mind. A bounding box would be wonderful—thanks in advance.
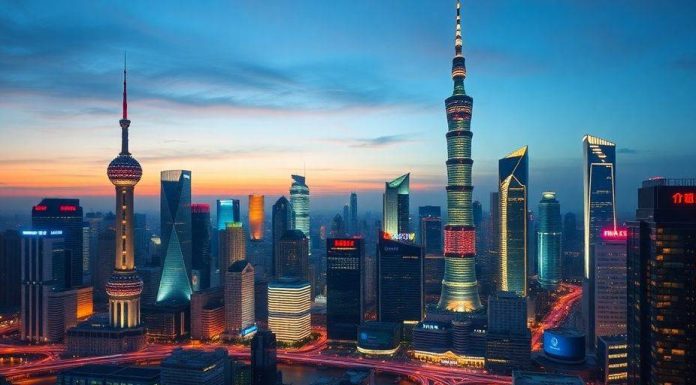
[347,135,414,148]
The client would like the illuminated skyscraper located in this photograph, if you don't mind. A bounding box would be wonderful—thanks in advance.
[32,198,84,287]
[437,0,483,313]
[219,222,246,285]
[382,173,410,236]
[271,197,293,277]
[225,260,256,339]
[268,278,311,343]
[537,192,562,290]
[275,230,309,281]
[378,234,423,324]
[582,135,616,351]
[191,204,211,291]
[592,227,627,347]
[498,146,529,296]
[290,175,310,250]
[216,199,240,230]
[627,178,696,384]
[158,170,192,303]
[326,238,364,341]
[249,195,265,241]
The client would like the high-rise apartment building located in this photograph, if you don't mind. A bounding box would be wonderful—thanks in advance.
[498,146,529,296]
[32,198,84,287]
[271,197,293,277]
[382,173,410,236]
[436,1,484,313]
[225,260,256,339]
[537,192,562,290]
[159,170,193,303]
[326,238,364,341]
[267,278,311,343]
[290,175,310,250]
[627,178,696,384]
[249,195,265,241]
[191,204,211,291]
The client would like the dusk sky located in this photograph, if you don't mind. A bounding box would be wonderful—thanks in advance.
[1,0,695,217]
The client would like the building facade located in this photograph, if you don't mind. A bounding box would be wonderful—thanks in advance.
[161,348,229,385]
[0,230,21,310]
[225,260,256,339]
[190,287,224,341]
[627,178,696,384]
[290,175,310,250]
[275,230,309,281]
[382,174,410,236]
[267,278,311,343]
[249,195,265,241]
[271,197,293,277]
[485,291,531,374]
[219,222,246,285]
[593,227,627,346]
[377,235,423,324]
[159,170,193,303]
[251,330,280,385]
[32,198,84,288]
[326,238,364,341]
[191,203,211,291]
[498,146,529,297]
[537,192,562,290]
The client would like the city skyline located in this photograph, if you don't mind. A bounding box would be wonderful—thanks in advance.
[2,1,696,215]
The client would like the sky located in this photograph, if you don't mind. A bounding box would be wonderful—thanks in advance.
[1,0,696,217]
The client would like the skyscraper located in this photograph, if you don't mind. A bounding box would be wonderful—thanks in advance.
[271,197,293,277]
[275,230,309,281]
[485,292,531,374]
[382,173,410,236]
[349,192,358,235]
[251,330,280,385]
[419,206,443,254]
[290,175,310,250]
[377,234,423,324]
[219,222,246,285]
[158,170,193,303]
[20,230,64,342]
[225,260,256,339]
[437,0,483,313]
[592,227,627,347]
[32,198,84,287]
[267,278,311,343]
[537,192,562,290]
[249,195,265,241]
[0,230,21,310]
[191,204,211,291]
[498,146,529,296]
[627,178,696,384]
[326,238,364,341]
[582,135,616,352]
[216,199,240,230]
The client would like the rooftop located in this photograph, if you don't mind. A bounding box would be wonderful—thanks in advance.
[161,348,228,370]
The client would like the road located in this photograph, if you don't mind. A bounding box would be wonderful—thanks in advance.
[0,285,585,385]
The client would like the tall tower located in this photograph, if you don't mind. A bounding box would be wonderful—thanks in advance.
[498,146,529,297]
[382,173,410,236]
[290,175,310,251]
[105,61,144,329]
[437,0,483,313]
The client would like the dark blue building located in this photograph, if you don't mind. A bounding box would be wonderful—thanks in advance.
[326,238,364,341]
[377,233,423,325]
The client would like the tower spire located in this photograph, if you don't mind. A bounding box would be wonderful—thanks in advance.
[455,0,462,57]
[119,52,131,155]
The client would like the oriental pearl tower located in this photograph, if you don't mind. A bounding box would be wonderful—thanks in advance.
[105,59,144,329]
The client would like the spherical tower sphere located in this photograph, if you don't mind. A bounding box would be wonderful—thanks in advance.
[107,154,142,186]
[105,271,144,298]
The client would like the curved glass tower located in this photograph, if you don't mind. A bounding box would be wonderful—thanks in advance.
[105,63,144,329]
[537,192,562,290]
[437,0,483,313]
[290,175,310,251]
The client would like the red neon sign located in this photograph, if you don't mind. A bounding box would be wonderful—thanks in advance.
[672,192,696,205]
[34,205,48,212]
[332,239,355,248]
[601,227,627,241]
[59,205,77,212]
[444,228,476,255]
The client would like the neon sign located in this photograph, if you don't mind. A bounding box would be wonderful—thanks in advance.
[383,232,416,242]
[33,205,48,211]
[601,227,627,241]
[59,205,77,212]
[21,230,63,236]
[332,239,355,248]
[672,192,696,205]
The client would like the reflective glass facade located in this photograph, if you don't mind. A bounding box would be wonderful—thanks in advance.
[537,192,562,290]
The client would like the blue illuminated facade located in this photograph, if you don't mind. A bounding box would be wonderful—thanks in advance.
[537,192,562,290]
[216,199,240,230]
